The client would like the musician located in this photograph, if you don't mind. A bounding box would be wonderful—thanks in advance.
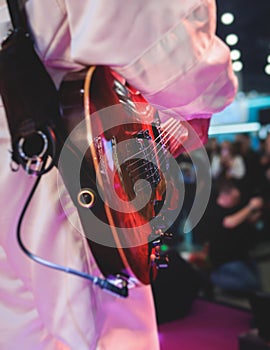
[0,0,237,349]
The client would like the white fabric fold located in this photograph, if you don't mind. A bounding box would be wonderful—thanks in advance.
[0,0,238,348]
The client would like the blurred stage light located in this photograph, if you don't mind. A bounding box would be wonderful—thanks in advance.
[231,49,241,61]
[232,61,243,72]
[264,64,270,75]
[225,34,239,46]
[221,12,235,25]
[208,122,261,135]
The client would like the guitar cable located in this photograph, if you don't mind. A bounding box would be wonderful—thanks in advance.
[16,160,129,298]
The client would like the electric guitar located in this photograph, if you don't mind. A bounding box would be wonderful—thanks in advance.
[58,66,180,287]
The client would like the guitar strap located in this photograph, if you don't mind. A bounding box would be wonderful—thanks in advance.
[0,1,130,298]
[0,0,61,175]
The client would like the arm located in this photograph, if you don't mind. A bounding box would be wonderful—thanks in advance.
[65,0,238,121]
[223,197,264,229]
[25,0,237,153]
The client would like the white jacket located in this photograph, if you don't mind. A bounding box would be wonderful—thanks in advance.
[0,1,237,349]
[24,0,237,152]
[25,0,237,120]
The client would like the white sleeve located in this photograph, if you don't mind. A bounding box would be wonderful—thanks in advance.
[65,0,238,122]
[228,156,246,179]
[211,155,222,179]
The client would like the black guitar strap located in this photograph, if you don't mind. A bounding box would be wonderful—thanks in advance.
[6,0,28,30]
[0,1,130,298]
[0,0,60,175]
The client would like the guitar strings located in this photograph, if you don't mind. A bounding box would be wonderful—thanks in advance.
[126,117,182,170]
[126,117,184,178]
[122,118,186,192]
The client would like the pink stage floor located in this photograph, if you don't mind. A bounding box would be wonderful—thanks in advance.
[159,299,252,350]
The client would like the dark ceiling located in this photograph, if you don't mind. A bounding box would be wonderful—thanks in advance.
[216,0,270,94]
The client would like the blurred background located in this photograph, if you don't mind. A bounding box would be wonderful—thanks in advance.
[155,2,270,348]
[154,0,270,321]
[210,1,270,306]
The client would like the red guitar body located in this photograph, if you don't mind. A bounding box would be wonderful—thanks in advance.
[58,66,176,286]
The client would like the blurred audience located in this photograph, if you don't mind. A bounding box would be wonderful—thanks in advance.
[204,178,263,294]
[174,133,270,301]
[235,133,262,198]
[210,140,246,182]
[205,137,220,162]
[259,133,270,209]
[168,150,208,249]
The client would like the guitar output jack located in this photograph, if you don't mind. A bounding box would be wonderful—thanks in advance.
[77,188,95,208]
